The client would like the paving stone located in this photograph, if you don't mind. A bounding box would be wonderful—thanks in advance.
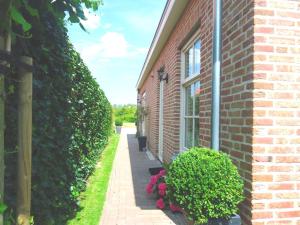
[99,127,186,225]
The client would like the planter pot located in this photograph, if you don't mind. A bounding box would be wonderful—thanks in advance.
[183,212,241,225]
[137,136,147,151]
[208,215,241,225]
[148,167,164,175]
[115,126,122,134]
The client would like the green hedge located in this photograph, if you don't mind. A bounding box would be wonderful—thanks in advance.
[166,147,244,224]
[4,12,112,225]
[113,104,136,124]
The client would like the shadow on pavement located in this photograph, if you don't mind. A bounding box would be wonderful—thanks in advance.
[127,133,187,225]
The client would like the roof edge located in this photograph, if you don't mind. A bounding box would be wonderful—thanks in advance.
[136,0,188,90]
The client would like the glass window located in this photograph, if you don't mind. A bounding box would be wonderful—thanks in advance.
[185,118,193,149]
[194,40,201,75]
[194,118,199,147]
[182,37,201,150]
[185,86,193,116]
[185,39,201,78]
[194,81,201,116]
[183,81,200,149]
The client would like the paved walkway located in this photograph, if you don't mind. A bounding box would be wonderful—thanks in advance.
[99,127,186,225]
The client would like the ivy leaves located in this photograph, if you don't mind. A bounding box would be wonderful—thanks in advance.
[11,5,32,32]
[1,0,102,34]
[5,10,111,224]
[0,203,7,214]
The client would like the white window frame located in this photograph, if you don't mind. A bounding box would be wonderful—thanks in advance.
[180,30,201,152]
[141,92,147,136]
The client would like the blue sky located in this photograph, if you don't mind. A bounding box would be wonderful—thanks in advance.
[67,0,166,105]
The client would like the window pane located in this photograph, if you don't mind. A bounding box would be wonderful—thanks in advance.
[194,118,199,146]
[185,118,193,148]
[194,40,201,74]
[185,48,193,78]
[189,48,193,76]
[185,85,193,116]
[194,81,201,116]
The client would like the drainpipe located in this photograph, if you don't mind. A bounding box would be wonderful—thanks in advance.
[211,0,223,151]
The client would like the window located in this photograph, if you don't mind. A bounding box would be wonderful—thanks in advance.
[185,39,201,78]
[181,38,201,150]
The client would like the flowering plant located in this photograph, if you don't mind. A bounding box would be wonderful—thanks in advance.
[145,169,181,213]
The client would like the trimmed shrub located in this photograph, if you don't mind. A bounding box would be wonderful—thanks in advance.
[113,104,136,123]
[4,12,112,224]
[115,119,123,126]
[166,147,244,224]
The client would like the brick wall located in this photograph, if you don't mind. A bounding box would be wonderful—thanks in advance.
[221,0,255,223]
[139,71,160,156]
[139,0,254,223]
[140,0,205,162]
[251,0,300,224]
[138,0,300,223]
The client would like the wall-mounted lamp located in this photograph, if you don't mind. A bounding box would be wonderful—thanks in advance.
[157,66,168,84]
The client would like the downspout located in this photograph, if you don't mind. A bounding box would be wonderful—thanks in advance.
[211,0,223,151]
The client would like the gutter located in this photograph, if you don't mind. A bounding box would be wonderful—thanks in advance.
[136,0,172,89]
[211,0,223,151]
[136,0,188,89]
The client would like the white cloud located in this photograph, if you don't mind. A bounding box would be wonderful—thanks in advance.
[80,32,148,63]
[103,23,112,29]
[81,32,129,61]
[135,47,149,55]
[80,8,101,30]
[125,11,161,33]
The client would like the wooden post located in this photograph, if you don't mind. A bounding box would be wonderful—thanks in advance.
[0,29,11,225]
[16,56,32,225]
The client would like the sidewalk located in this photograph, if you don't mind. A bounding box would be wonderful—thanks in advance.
[99,127,186,225]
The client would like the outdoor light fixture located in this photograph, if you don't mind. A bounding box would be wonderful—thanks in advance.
[157,66,168,83]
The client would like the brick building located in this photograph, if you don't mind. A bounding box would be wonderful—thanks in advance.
[136,0,300,224]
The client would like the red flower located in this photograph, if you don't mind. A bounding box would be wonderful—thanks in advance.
[158,189,166,196]
[170,203,182,213]
[146,183,153,194]
[158,169,166,177]
[156,198,165,209]
[150,175,159,185]
[158,182,167,191]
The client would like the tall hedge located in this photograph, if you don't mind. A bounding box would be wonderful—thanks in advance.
[4,11,112,225]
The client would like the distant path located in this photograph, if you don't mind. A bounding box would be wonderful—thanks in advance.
[99,127,186,225]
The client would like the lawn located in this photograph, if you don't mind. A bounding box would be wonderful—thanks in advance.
[67,133,120,225]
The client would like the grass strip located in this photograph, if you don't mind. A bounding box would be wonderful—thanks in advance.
[67,133,120,225]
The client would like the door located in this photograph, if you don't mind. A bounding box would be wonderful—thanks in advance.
[158,81,164,161]
[141,92,146,136]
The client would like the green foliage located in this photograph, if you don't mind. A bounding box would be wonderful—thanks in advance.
[4,10,111,225]
[114,119,123,127]
[67,134,120,225]
[166,147,244,224]
[10,5,32,31]
[0,0,102,34]
[113,104,137,125]
[0,203,7,214]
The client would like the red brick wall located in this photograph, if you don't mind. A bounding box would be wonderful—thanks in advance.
[139,71,160,156]
[140,0,206,162]
[138,0,300,223]
[139,0,255,223]
[250,0,300,224]
[221,0,255,223]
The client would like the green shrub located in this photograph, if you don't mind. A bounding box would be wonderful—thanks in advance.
[113,104,136,123]
[166,147,244,224]
[4,12,112,224]
[115,119,123,126]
